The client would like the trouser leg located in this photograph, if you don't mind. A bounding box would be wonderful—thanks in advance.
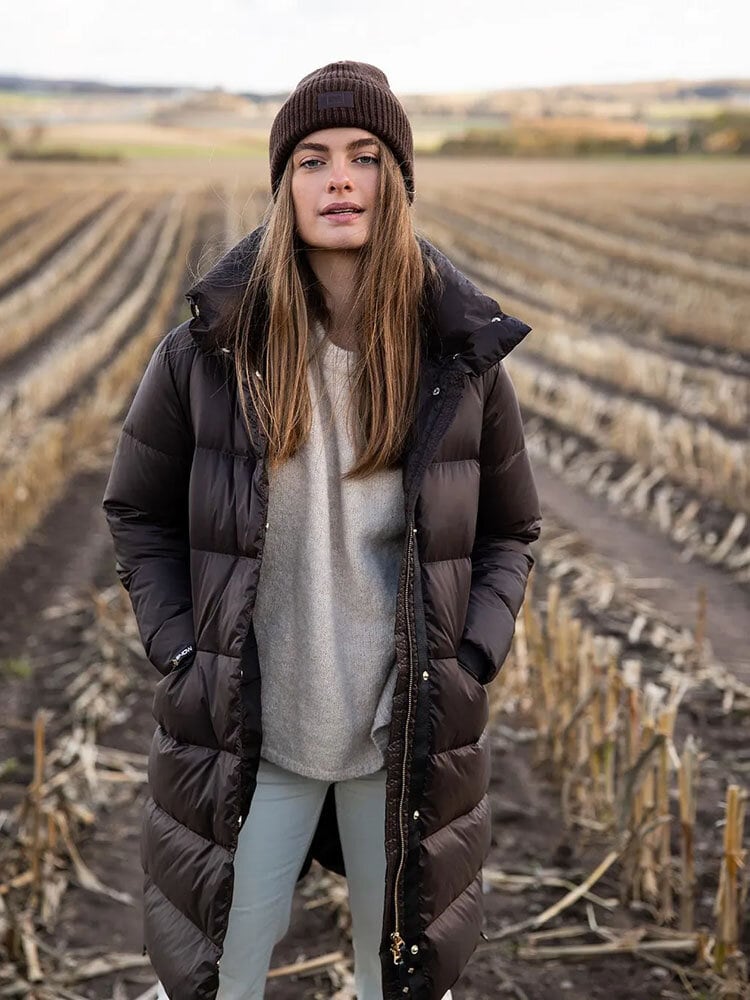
[334,766,453,1000]
[334,766,388,1000]
[158,756,329,1000]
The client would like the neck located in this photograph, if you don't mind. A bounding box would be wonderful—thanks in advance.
[306,247,361,349]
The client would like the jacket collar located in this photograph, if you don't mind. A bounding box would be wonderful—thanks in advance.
[184,224,532,378]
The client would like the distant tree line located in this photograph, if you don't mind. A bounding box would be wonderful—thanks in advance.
[435,111,750,157]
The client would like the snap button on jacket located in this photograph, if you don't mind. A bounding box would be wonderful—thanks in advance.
[102,225,543,1000]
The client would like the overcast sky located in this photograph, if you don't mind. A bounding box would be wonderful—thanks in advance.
[2,0,747,95]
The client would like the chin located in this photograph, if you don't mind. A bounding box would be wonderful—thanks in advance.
[303,222,369,250]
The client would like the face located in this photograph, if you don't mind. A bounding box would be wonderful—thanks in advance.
[290,127,380,250]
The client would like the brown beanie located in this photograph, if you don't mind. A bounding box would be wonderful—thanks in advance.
[268,60,415,204]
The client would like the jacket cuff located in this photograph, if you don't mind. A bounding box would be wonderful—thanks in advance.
[457,639,492,685]
[168,643,196,672]
[147,608,196,676]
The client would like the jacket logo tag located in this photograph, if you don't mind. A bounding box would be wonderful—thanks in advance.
[172,644,195,666]
[317,90,354,109]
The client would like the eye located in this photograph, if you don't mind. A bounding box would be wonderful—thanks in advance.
[299,154,379,169]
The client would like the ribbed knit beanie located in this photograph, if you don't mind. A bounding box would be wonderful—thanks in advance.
[268,60,415,204]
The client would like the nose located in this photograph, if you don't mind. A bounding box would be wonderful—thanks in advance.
[326,161,353,191]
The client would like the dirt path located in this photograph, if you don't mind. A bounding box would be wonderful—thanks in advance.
[0,466,115,656]
[531,460,750,678]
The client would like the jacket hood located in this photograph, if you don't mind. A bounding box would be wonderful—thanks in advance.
[184,223,532,377]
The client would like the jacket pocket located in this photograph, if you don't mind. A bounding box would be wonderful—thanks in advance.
[456,638,490,686]
[457,657,485,686]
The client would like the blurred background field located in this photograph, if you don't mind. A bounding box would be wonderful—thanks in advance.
[2,74,750,159]
[0,59,749,1000]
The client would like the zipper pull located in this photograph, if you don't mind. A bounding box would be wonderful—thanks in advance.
[390,930,406,964]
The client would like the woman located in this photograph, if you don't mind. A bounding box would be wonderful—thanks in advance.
[102,61,542,1000]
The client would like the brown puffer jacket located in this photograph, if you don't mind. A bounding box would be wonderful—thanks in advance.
[102,224,542,1000]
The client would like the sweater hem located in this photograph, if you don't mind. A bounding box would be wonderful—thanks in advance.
[260,745,387,782]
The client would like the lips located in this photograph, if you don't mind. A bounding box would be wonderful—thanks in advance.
[321,203,364,215]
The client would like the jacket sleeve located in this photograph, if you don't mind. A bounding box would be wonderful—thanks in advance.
[457,359,542,685]
[101,328,196,677]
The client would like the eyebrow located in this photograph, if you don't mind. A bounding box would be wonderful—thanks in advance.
[293,137,381,155]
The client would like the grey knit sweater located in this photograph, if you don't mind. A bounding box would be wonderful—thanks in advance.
[253,320,406,781]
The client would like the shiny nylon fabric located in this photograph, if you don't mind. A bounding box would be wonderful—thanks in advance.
[102,225,542,1000]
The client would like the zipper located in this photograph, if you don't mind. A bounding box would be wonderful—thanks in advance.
[390,513,417,965]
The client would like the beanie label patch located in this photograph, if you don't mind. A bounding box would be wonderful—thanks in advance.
[317,90,354,110]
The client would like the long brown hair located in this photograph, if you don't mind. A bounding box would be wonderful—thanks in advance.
[231,138,442,481]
